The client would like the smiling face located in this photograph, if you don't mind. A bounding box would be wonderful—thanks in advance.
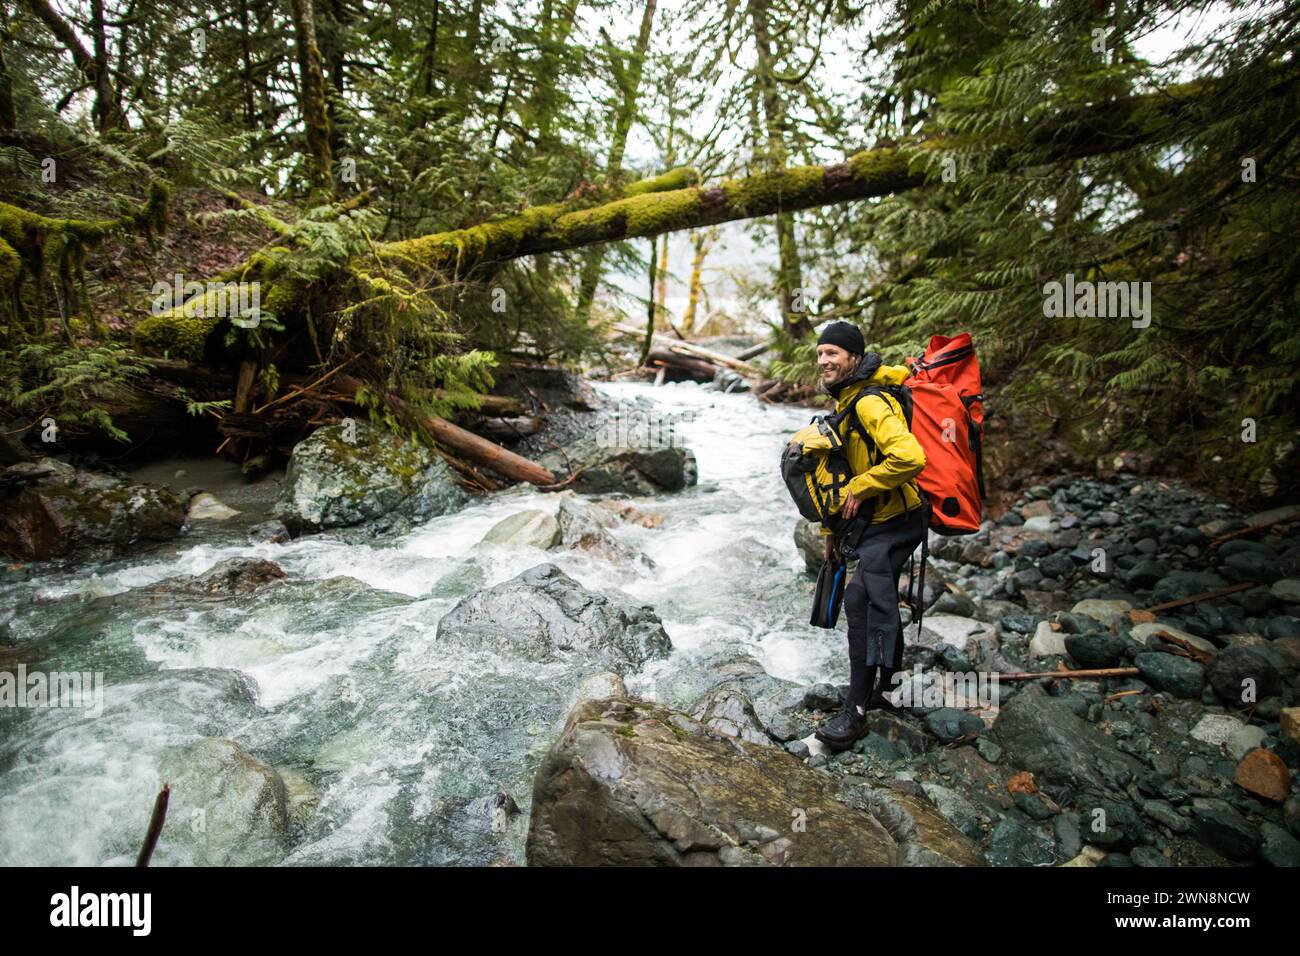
[816,343,858,388]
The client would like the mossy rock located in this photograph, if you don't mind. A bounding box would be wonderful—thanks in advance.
[274,419,468,534]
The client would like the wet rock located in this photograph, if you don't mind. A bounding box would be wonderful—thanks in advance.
[993,685,1142,796]
[568,671,628,708]
[537,437,698,495]
[156,737,289,865]
[689,687,773,747]
[186,492,240,521]
[803,682,842,711]
[837,778,987,866]
[555,496,650,565]
[436,563,671,673]
[984,818,1055,867]
[246,519,290,545]
[1268,617,1300,640]
[526,696,984,865]
[655,647,804,729]
[1134,652,1205,699]
[1189,797,1261,861]
[1207,645,1281,704]
[480,509,561,549]
[1152,570,1228,605]
[1233,748,1291,802]
[795,519,826,574]
[926,708,984,742]
[1131,846,1173,867]
[274,420,467,535]
[1141,799,1191,833]
[765,709,807,743]
[1258,822,1300,867]
[1065,632,1127,668]
[142,557,288,599]
[0,459,185,561]
[277,766,321,827]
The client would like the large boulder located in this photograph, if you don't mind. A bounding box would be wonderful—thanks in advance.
[0,459,185,561]
[274,420,467,534]
[155,737,289,866]
[993,685,1143,797]
[436,563,672,673]
[526,696,985,866]
[538,436,697,495]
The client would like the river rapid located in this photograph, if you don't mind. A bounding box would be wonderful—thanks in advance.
[0,380,848,866]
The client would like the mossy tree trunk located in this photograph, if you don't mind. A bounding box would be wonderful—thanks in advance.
[680,227,712,336]
[132,71,1285,362]
[289,0,334,197]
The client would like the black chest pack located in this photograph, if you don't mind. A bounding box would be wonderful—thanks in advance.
[780,384,915,554]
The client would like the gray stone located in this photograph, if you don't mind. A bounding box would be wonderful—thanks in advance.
[155,737,289,865]
[275,421,467,534]
[526,697,985,866]
[992,685,1142,795]
[436,563,671,674]
[538,437,698,495]
[1135,653,1206,699]
[925,708,985,742]
[1190,714,1244,748]
[1065,632,1127,668]
[1189,798,1261,861]
[480,509,561,549]
[689,688,773,747]
[1258,822,1300,867]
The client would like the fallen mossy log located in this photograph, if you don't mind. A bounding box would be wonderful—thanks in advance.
[1,181,169,338]
[133,167,701,361]
[134,70,1274,367]
[333,374,556,486]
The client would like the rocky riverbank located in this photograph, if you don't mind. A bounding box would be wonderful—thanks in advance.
[775,474,1300,867]
[2,373,1297,867]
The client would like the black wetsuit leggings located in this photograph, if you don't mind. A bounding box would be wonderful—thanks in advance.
[842,499,928,709]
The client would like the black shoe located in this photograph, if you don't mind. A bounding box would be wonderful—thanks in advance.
[867,689,903,713]
[814,704,868,751]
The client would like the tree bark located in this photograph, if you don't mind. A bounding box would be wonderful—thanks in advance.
[24,0,126,131]
[289,0,334,196]
[574,0,657,323]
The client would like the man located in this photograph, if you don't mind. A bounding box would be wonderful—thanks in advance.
[811,320,929,752]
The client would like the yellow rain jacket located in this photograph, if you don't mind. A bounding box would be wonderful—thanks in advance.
[818,362,926,536]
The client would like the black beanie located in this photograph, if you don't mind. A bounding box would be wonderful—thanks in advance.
[816,321,865,356]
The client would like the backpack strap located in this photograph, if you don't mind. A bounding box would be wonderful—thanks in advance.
[839,386,923,517]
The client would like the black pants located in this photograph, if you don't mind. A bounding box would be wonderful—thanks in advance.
[841,499,928,708]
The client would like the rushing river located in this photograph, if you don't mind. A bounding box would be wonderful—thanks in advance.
[0,380,849,866]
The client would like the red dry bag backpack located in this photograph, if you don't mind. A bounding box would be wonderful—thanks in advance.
[904,334,986,535]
